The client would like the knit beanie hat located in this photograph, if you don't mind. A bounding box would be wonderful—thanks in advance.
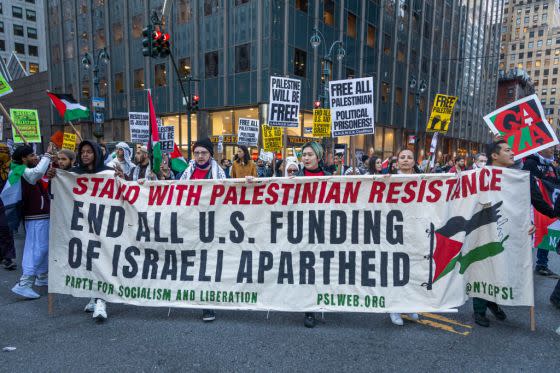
[301,141,324,161]
[193,137,214,157]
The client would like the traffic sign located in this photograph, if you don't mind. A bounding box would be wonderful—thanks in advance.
[92,97,105,108]
[94,111,104,124]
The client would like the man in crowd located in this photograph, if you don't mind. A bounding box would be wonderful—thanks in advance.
[449,156,466,173]
[10,144,54,299]
[256,158,272,178]
[472,153,488,169]
[117,146,152,181]
[523,146,559,277]
[107,142,135,176]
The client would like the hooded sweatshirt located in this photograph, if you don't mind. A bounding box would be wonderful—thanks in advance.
[107,142,135,175]
[69,140,113,175]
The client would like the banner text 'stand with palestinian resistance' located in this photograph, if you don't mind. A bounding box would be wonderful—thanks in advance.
[49,169,533,312]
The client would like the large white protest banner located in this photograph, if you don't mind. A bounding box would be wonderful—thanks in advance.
[329,77,375,137]
[268,76,301,127]
[129,112,163,144]
[237,118,259,147]
[49,168,533,312]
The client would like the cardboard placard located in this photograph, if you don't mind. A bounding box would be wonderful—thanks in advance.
[268,76,301,127]
[238,118,259,147]
[262,125,283,152]
[312,109,331,137]
[10,109,41,143]
[426,94,458,134]
[329,77,375,137]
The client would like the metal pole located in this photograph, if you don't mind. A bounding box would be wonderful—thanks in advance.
[186,76,192,159]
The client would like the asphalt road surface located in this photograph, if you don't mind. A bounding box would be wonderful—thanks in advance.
[1,232,559,372]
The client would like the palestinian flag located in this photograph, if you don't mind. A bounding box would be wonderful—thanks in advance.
[0,163,27,231]
[147,90,162,174]
[170,143,188,173]
[47,92,90,122]
[534,178,560,251]
[432,201,507,283]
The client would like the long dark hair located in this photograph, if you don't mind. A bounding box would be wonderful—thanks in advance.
[388,159,398,174]
[368,156,379,174]
[396,148,422,174]
[234,145,251,164]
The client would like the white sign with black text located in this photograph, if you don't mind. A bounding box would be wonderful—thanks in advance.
[129,112,163,144]
[158,125,175,153]
[268,76,301,127]
[329,77,375,137]
[237,118,259,147]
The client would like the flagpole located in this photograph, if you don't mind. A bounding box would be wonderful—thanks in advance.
[0,102,29,145]
[67,121,83,143]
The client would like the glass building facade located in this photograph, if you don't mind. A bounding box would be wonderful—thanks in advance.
[45,0,503,160]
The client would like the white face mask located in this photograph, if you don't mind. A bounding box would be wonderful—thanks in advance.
[476,160,487,168]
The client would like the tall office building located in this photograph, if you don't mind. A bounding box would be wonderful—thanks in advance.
[45,0,502,160]
[0,0,48,76]
[499,0,560,132]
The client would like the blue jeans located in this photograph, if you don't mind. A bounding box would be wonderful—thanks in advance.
[536,248,549,269]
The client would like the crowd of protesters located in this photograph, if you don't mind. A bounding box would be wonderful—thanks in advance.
[0,136,559,330]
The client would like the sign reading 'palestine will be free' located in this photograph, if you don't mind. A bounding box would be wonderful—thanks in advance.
[49,168,533,312]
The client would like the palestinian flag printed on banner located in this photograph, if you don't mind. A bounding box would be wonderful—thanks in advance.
[534,178,560,251]
[431,202,507,284]
[47,92,90,122]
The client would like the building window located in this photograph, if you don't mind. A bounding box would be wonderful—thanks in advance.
[13,24,24,37]
[528,51,533,58]
[82,80,90,99]
[395,87,403,106]
[132,14,143,38]
[324,0,335,26]
[113,23,123,44]
[383,33,391,55]
[235,0,249,5]
[0,21,4,33]
[205,51,219,77]
[155,64,167,87]
[367,24,376,48]
[235,43,250,73]
[423,21,431,38]
[539,30,544,37]
[27,27,37,39]
[0,40,5,51]
[204,0,219,16]
[179,57,191,78]
[95,29,106,49]
[14,42,25,54]
[134,68,145,90]
[296,0,308,12]
[528,41,533,48]
[178,0,192,23]
[12,6,23,18]
[346,68,355,79]
[26,9,36,22]
[536,60,541,67]
[507,88,514,98]
[527,61,533,69]
[26,0,36,3]
[347,12,357,38]
[294,48,306,77]
[28,45,38,56]
[29,63,38,74]
[397,42,405,62]
[115,72,124,93]
[542,89,547,96]
[381,82,390,103]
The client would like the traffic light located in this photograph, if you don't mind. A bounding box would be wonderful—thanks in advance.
[142,26,152,57]
[191,95,199,112]
[159,33,171,58]
[313,100,321,109]
[151,30,162,57]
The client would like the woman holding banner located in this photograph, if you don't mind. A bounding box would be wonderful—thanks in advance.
[388,149,421,326]
[295,141,331,328]
[231,145,257,178]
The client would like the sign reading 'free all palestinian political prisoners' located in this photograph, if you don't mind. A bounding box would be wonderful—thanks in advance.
[329,77,375,137]
[268,77,301,127]
[237,118,259,147]
[483,94,559,160]
[49,169,533,312]
[10,109,41,143]
[426,94,458,134]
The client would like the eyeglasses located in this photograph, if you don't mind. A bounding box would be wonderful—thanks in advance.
[194,151,210,156]
[288,169,298,174]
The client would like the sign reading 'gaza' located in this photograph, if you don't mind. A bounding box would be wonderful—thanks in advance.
[268,76,301,128]
[329,77,375,137]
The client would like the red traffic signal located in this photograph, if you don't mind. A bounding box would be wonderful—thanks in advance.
[313,100,321,109]
[192,95,199,102]
[162,33,170,42]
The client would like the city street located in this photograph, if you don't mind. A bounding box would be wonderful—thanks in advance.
[1,232,559,372]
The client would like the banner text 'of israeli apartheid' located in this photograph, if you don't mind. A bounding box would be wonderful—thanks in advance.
[49,169,534,312]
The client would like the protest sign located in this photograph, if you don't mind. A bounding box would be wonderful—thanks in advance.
[259,149,274,162]
[329,77,374,137]
[49,168,533,312]
[0,116,3,141]
[0,73,13,98]
[262,125,283,152]
[62,132,77,151]
[129,112,163,144]
[10,109,41,143]
[483,95,559,160]
[426,94,458,134]
[268,77,301,127]
[158,125,175,153]
[238,118,259,147]
[312,109,331,137]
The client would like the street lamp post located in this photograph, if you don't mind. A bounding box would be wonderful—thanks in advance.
[310,28,345,157]
[408,75,427,157]
[82,48,110,140]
